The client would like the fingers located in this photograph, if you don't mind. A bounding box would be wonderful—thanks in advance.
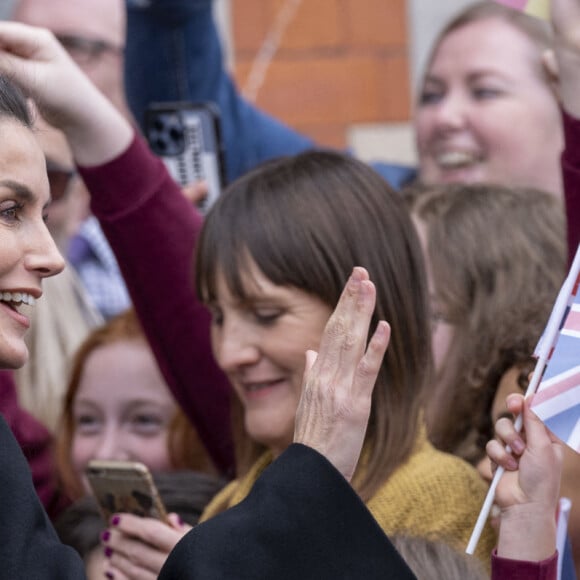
[495,416,526,456]
[294,267,388,481]
[353,320,390,399]
[181,181,208,205]
[486,438,518,471]
[0,22,60,60]
[101,514,186,577]
[315,267,375,380]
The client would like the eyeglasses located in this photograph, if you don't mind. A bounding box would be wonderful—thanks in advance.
[47,160,76,202]
[55,33,123,66]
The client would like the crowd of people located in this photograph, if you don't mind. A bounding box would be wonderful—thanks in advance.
[0,0,579,578]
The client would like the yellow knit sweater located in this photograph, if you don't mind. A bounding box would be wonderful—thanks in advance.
[201,428,497,565]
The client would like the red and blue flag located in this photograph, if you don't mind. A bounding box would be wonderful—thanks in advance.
[531,273,580,453]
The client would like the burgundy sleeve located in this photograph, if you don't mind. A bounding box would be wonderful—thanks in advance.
[561,109,580,267]
[491,549,557,580]
[78,134,234,476]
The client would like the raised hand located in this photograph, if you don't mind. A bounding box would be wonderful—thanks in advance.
[293,267,390,482]
[0,21,132,165]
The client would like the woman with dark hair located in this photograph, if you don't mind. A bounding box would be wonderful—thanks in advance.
[101,151,495,577]
[0,72,83,577]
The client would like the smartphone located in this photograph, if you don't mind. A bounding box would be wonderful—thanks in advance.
[144,101,226,213]
[86,460,168,523]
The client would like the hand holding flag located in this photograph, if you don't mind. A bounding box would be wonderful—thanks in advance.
[467,244,580,556]
[487,395,563,562]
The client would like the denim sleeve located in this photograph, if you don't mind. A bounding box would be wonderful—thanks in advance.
[125,0,314,183]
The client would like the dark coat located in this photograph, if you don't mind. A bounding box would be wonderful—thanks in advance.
[160,444,416,580]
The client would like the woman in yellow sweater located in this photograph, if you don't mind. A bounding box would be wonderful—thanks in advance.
[102,150,495,579]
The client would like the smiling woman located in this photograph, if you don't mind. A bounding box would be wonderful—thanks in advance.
[0,78,65,369]
[414,2,562,195]
[0,73,83,577]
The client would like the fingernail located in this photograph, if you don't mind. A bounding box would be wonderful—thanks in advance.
[351,267,363,283]
[507,457,518,470]
[178,516,185,526]
[105,572,114,580]
[104,546,113,559]
[111,515,121,526]
[512,439,525,454]
[101,530,110,542]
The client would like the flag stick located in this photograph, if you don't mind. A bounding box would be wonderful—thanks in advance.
[466,244,580,555]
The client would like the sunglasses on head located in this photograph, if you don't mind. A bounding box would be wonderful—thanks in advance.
[46,160,76,202]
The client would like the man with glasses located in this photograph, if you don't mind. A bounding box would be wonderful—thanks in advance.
[13,0,130,119]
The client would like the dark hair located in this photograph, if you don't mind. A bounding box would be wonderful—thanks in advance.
[0,74,32,128]
[196,150,432,501]
[55,470,226,558]
[409,183,566,464]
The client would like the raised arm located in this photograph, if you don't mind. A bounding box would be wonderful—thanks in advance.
[0,21,235,474]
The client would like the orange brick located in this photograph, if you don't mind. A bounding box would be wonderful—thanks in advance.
[232,0,271,53]
[273,0,344,51]
[235,54,410,126]
[232,0,344,55]
[293,122,349,149]
[376,54,412,121]
[344,0,408,49]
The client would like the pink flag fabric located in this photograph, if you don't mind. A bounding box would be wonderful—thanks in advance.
[530,273,580,453]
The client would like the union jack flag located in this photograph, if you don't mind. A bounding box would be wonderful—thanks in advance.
[530,272,580,453]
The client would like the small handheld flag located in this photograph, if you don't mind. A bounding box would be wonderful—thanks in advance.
[466,244,580,555]
[529,273,580,452]
[493,0,550,20]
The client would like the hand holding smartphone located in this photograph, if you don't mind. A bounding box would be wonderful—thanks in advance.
[86,460,168,523]
[145,101,226,214]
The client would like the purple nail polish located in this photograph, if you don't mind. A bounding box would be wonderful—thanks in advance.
[105,572,114,580]
[104,546,113,559]
[111,515,121,526]
[101,530,110,542]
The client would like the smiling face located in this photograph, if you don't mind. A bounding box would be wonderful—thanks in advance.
[71,338,178,490]
[415,18,562,195]
[0,119,65,369]
[209,260,332,457]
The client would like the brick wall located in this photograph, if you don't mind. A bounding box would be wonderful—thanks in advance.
[231,0,411,149]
